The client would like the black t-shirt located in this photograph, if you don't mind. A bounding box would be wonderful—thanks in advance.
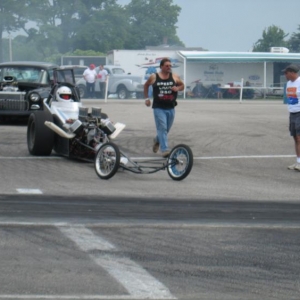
[152,73,177,109]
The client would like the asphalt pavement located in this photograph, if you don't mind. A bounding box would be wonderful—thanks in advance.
[0,99,300,300]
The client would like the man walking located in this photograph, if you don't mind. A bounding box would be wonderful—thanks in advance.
[284,64,300,170]
[144,58,184,157]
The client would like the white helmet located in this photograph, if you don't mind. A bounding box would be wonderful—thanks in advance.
[56,86,72,102]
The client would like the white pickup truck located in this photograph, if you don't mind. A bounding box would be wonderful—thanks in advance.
[76,65,144,99]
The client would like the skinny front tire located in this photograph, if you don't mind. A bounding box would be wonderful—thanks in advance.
[167,144,193,181]
[95,142,120,179]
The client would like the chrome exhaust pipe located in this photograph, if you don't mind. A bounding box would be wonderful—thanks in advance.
[44,121,76,139]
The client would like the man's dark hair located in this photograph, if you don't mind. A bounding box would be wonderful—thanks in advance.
[160,58,171,68]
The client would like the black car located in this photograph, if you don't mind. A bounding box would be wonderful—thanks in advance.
[0,61,58,118]
[60,65,87,82]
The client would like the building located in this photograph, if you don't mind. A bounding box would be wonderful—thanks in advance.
[177,51,300,98]
[60,56,106,67]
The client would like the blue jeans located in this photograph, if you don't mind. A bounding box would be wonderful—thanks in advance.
[153,108,175,152]
[86,82,95,98]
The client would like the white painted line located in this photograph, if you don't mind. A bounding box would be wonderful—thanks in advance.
[0,154,295,161]
[0,295,166,299]
[0,156,63,160]
[130,154,295,161]
[16,189,43,194]
[194,154,295,160]
[59,226,115,252]
[59,225,175,299]
[92,254,175,299]
[0,222,300,229]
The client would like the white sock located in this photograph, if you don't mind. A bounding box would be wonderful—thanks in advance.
[297,157,300,163]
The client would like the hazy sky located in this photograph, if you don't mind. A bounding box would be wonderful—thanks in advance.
[118,0,300,52]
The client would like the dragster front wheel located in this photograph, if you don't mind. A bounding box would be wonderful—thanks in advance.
[167,144,193,181]
[94,142,120,180]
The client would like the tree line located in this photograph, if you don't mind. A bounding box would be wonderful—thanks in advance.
[0,0,183,63]
[252,25,300,52]
[0,0,299,63]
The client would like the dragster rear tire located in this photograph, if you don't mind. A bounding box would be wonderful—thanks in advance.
[27,111,54,156]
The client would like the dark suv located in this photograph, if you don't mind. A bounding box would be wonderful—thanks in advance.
[0,61,58,118]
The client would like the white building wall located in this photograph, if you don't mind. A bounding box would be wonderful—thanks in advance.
[186,62,273,88]
[107,50,274,88]
[107,50,183,81]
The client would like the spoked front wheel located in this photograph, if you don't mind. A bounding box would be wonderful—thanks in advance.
[167,144,193,181]
[95,142,120,179]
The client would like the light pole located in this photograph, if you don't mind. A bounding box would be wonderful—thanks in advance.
[9,34,12,61]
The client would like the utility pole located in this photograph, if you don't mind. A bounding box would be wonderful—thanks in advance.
[9,34,12,61]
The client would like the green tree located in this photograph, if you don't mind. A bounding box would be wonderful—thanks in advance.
[72,4,130,53]
[46,49,106,65]
[287,25,300,53]
[0,0,34,61]
[2,0,184,62]
[23,0,123,56]
[252,25,288,52]
[124,0,184,49]
[10,35,46,61]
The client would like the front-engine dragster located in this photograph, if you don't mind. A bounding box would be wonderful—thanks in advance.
[27,66,193,180]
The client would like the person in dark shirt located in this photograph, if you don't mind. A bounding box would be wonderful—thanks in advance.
[144,58,184,157]
[244,81,254,99]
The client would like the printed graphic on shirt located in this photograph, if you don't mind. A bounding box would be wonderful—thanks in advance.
[157,81,175,101]
[287,87,298,105]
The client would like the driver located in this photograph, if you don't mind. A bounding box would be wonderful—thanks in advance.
[56,86,73,102]
[55,86,76,124]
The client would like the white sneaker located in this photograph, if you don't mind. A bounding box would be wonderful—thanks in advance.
[120,157,128,165]
[288,163,300,170]
[294,163,300,171]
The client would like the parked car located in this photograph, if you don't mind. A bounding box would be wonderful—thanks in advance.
[76,65,144,99]
[0,61,58,119]
[60,65,87,82]
[266,83,284,97]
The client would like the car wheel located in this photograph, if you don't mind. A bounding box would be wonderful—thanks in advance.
[117,85,129,99]
[27,112,54,156]
[77,84,86,98]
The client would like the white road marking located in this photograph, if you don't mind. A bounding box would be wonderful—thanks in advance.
[194,154,294,160]
[0,221,299,229]
[59,226,115,252]
[0,295,168,299]
[129,154,295,160]
[0,156,63,160]
[92,254,175,299]
[59,225,175,299]
[0,154,295,161]
[16,189,43,194]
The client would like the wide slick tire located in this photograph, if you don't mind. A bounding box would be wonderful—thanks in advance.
[27,112,54,156]
[94,142,120,180]
[167,144,193,181]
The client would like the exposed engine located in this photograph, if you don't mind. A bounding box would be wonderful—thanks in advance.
[0,76,20,92]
